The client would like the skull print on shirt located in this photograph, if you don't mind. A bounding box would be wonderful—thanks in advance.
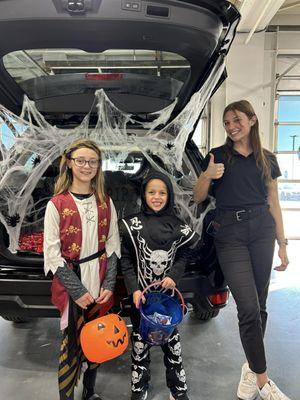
[122,216,194,289]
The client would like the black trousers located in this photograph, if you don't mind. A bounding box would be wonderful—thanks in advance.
[130,303,187,398]
[214,209,276,374]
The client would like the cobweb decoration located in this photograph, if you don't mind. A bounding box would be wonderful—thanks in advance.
[0,57,224,253]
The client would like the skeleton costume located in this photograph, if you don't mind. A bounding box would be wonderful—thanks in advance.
[120,172,198,400]
[44,191,120,400]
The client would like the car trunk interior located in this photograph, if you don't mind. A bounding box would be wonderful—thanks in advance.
[0,0,239,121]
[0,0,239,266]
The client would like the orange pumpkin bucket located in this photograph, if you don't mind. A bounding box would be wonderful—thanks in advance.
[80,313,129,363]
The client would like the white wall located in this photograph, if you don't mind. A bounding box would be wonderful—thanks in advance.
[210,30,300,151]
[210,31,276,150]
[209,83,226,150]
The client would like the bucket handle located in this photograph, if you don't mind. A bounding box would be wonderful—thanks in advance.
[140,281,186,315]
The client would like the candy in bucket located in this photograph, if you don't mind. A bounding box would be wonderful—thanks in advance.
[139,282,185,346]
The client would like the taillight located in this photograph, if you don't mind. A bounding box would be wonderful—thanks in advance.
[85,73,123,81]
[208,291,229,306]
[19,232,44,254]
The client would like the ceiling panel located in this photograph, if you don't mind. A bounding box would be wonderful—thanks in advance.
[279,1,300,14]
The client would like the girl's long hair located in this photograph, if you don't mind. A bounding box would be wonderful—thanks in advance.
[54,139,106,203]
[223,100,272,183]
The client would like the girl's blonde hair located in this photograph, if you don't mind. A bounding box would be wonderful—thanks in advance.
[54,139,106,203]
[223,99,272,183]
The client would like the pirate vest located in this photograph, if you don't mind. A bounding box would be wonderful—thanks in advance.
[121,213,196,290]
[50,192,111,314]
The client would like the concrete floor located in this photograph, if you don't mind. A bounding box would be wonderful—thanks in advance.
[0,241,299,400]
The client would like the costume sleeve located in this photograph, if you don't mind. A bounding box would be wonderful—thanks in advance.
[43,201,67,276]
[105,199,121,258]
[120,242,140,295]
[102,253,117,291]
[55,263,88,301]
[119,221,140,295]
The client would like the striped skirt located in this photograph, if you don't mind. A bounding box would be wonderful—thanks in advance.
[58,302,100,400]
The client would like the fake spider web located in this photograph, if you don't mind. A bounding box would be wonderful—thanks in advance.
[0,57,224,254]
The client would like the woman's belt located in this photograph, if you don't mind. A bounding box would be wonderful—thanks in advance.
[217,205,269,223]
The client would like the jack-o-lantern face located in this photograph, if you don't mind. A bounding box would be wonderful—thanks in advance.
[80,313,129,363]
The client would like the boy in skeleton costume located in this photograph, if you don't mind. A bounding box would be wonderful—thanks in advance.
[120,171,199,400]
[44,140,120,400]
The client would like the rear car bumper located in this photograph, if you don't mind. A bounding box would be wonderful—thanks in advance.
[0,268,59,318]
[0,267,228,319]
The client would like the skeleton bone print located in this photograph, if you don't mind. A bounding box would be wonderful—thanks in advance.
[132,365,148,392]
[167,332,183,365]
[131,328,188,395]
[132,332,150,362]
[175,368,188,391]
[127,217,194,289]
[136,232,173,287]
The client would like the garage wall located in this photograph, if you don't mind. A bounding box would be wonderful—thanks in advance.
[226,32,270,144]
[210,31,274,150]
[210,30,300,151]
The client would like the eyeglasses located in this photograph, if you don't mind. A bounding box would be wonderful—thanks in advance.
[70,157,100,169]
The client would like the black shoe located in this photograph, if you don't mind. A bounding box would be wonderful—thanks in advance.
[131,390,148,400]
[82,387,102,400]
[170,393,189,400]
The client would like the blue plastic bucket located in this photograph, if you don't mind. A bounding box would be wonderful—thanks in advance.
[139,284,184,346]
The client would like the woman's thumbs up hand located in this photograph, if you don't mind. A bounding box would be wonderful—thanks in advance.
[203,153,225,180]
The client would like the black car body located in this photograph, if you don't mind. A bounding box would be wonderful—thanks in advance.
[0,0,240,322]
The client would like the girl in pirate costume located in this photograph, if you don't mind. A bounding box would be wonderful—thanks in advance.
[44,139,120,400]
[120,171,199,400]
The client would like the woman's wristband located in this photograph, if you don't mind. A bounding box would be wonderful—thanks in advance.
[277,238,288,246]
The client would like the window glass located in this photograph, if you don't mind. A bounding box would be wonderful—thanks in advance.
[276,95,300,237]
[277,125,300,152]
[278,182,300,208]
[0,119,28,150]
[3,49,190,105]
[277,153,300,181]
[278,95,300,122]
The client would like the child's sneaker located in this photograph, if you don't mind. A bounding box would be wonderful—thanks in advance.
[259,380,291,400]
[131,390,148,400]
[82,387,102,400]
[237,363,259,400]
[170,393,189,400]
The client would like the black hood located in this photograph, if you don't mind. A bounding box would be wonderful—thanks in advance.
[141,171,175,216]
[138,170,187,248]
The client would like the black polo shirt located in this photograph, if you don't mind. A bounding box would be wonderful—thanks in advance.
[201,145,281,210]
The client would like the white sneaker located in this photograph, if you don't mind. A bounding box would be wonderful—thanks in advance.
[259,380,291,400]
[237,363,259,400]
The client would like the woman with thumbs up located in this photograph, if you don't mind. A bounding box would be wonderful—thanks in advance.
[194,100,290,400]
